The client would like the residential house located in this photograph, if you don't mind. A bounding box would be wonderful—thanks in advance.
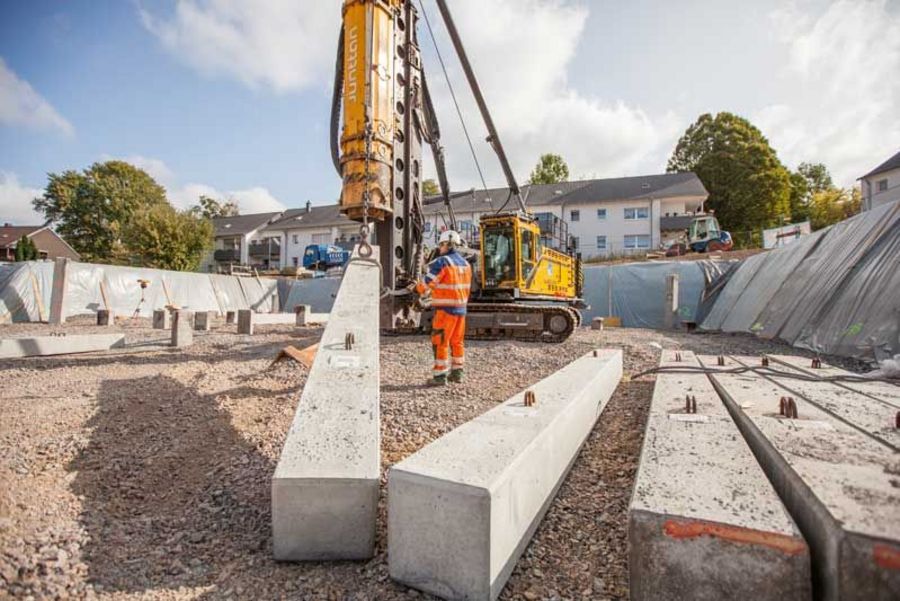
[422,172,708,259]
[860,149,900,211]
[204,212,283,272]
[262,202,364,269]
[0,223,81,262]
[259,172,708,266]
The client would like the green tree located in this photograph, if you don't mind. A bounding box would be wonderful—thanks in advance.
[809,187,861,230]
[32,161,168,263]
[528,153,570,185]
[422,179,440,196]
[191,194,239,219]
[667,112,791,232]
[123,204,214,271]
[14,235,38,261]
[788,162,834,222]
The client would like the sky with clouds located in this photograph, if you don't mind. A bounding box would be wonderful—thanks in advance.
[1,0,898,225]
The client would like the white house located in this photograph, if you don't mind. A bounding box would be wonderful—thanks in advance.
[204,211,283,272]
[262,202,363,268]
[422,173,708,259]
[230,173,707,268]
[860,150,900,211]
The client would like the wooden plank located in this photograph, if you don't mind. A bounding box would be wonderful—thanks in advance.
[30,273,46,322]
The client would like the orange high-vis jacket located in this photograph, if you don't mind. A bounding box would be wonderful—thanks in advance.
[415,250,472,315]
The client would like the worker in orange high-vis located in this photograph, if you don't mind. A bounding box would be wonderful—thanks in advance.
[413,230,472,386]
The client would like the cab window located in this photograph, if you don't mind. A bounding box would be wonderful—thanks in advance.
[483,226,515,285]
[520,229,536,281]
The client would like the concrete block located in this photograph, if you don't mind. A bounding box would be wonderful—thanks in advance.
[96,309,114,326]
[294,304,309,326]
[272,247,380,560]
[769,354,900,410]
[591,317,604,330]
[701,355,900,601]
[226,311,236,324]
[194,311,212,331]
[48,257,69,325]
[153,309,170,330]
[629,350,810,601]
[732,356,899,451]
[0,334,126,359]
[237,309,253,335]
[389,349,623,600]
[171,310,193,348]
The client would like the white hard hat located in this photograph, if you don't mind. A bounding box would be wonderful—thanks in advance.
[439,230,462,246]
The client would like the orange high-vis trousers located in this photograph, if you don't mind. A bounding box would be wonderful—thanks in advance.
[431,310,466,376]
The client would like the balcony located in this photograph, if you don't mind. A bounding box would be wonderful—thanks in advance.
[214,249,240,262]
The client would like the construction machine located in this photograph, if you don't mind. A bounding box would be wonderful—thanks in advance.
[332,0,584,342]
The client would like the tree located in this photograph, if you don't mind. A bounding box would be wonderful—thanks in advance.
[32,161,168,263]
[529,153,570,185]
[192,194,239,219]
[422,179,440,196]
[809,187,861,230]
[14,235,38,261]
[789,162,834,222]
[667,112,791,232]
[123,204,214,271]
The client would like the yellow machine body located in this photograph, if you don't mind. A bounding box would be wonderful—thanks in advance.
[339,0,400,221]
[478,213,579,300]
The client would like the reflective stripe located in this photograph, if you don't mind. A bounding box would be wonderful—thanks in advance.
[433,359,449,366]
[451,359,464,367]
[434,283,471,290]
[431,298,467,306]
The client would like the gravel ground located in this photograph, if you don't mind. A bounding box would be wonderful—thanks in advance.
[0,318,864,600]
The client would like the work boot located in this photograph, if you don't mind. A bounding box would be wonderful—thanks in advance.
[448,368,464,383]
[428,374,448,387]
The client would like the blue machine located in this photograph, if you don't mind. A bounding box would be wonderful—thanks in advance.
[303,244,352,271]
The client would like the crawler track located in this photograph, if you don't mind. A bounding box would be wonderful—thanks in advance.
[465,302,580,343]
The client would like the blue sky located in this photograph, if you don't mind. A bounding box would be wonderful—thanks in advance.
[2,0,898,225]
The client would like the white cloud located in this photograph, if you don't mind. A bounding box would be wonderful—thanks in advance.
[168,182,286,213]
[0,172,45,225]
[421,0,680,184]
[139,0,340,92]
[137,0,678,186]
[757,0,900,185]
[101,154,287,214]
[0,58,74,137]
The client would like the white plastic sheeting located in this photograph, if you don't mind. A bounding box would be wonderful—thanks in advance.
[700,202,900,360]
[0,261,284,323]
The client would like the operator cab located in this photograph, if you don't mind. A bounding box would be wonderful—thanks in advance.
[480,213,539,290]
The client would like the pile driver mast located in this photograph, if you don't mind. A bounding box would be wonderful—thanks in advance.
[332,0,585,341]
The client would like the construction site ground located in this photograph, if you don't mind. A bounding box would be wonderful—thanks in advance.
[0,317,865,600]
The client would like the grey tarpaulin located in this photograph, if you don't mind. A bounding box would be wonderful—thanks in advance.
[0,261,294,323]
[719,228,827,333]
[282,277,341,313]
[699,251,769,331]
[582,260,731,328]
[700,201,900,360]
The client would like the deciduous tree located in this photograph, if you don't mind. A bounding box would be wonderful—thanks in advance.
[192,194,239,219]
[123,204,214,271]
[529,153,570,185]
[14,235,38,261]
[809,187,861,230]
[32,161,168,263]
[667,112,791,232]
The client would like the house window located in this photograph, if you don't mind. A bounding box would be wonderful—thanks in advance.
[877,179,888,192]
[624,235,651,249]
[625,207,649,220]
[570,210,580,222]
[596,236,607,250]
[312,233,330,245]
[292,257,298,267]
[292,234,299,245]
[424,222,432,233]
[571,236,579,250]
[596,208,607,220]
